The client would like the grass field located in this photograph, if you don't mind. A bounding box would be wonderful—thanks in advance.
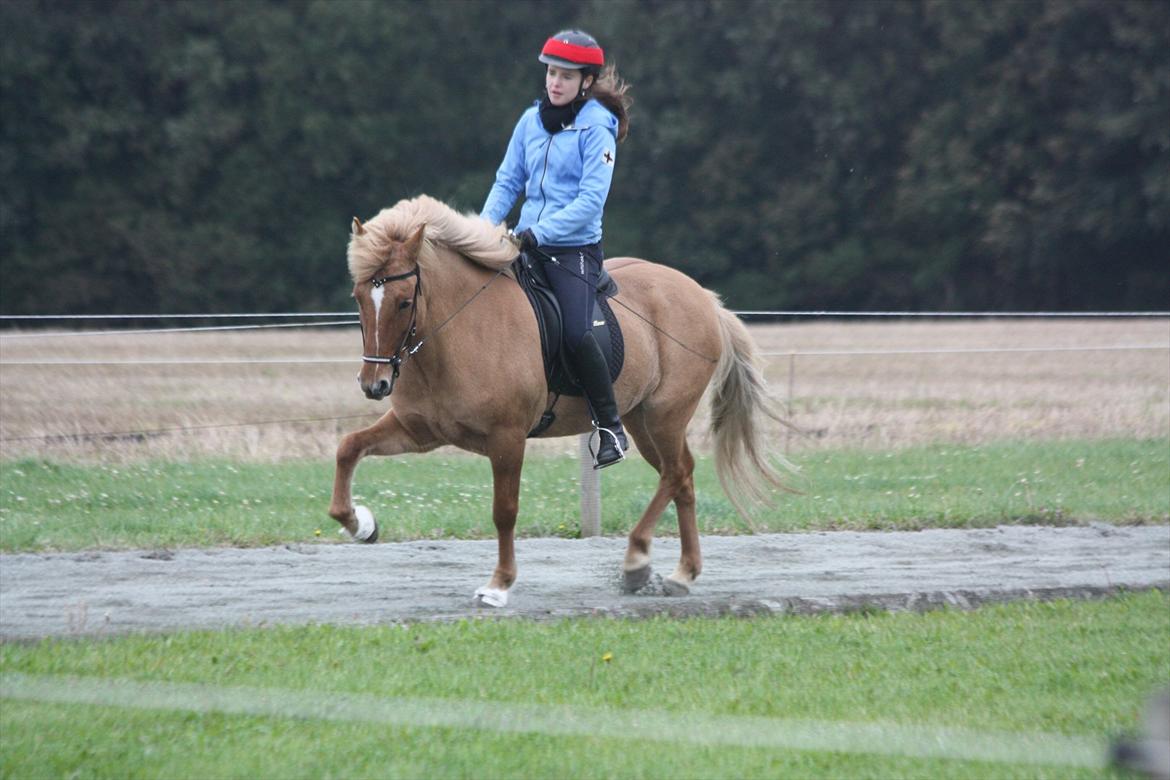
[2,592,1167,778]
[1,438,1166,552]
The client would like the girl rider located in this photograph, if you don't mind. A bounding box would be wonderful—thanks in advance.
[481,29,633,469]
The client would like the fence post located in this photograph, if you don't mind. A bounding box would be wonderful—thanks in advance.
[785,351,796,455]
[578,433,601,537]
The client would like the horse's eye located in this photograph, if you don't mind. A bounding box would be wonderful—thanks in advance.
[398,300,412,310]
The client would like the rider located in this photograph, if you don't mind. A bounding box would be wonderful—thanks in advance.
[481,29,633,469]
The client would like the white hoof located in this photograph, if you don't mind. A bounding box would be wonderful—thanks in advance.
[339,505,378,543]
[474,586,509,608]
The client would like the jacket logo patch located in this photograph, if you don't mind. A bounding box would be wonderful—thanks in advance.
[602,149,614,167]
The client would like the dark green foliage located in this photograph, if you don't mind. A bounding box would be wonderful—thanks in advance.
[1,0,1166,314]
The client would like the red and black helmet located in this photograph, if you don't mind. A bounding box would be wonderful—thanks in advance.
[539,29,604,76]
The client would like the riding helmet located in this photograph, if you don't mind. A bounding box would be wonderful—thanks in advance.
[539,30,604,76]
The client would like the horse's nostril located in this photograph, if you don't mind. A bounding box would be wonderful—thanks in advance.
[374,379,391,397]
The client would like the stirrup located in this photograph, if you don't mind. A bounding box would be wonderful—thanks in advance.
[589,425,626,470]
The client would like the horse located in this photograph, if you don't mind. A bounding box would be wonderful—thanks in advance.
[329,195,792,607]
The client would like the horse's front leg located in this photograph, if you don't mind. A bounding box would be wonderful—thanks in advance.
[473,430,526,608]
[328,410,432,542]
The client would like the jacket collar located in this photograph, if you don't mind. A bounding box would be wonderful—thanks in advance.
[531,98,617,135]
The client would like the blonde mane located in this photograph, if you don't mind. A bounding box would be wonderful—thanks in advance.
[347,195,517,283]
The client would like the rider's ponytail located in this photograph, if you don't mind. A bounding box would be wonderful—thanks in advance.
[589,64,632,143]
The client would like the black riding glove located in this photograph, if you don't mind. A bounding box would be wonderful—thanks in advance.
[516,228,538,250]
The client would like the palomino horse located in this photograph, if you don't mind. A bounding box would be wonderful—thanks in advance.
[329,195,790,607]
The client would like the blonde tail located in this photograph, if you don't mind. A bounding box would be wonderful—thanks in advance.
[708,293,799,522]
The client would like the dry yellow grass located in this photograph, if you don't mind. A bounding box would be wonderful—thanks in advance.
[0,319,1166,462]
[751,318,1169,452]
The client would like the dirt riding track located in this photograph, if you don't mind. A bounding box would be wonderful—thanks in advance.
[2,524,1167,640]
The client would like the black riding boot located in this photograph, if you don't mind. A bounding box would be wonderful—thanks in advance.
[572,331,628,469]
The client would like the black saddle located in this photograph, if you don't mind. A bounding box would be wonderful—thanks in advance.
[511,251,625,435]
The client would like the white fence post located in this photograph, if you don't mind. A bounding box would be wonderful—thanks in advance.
[578,433,601,537]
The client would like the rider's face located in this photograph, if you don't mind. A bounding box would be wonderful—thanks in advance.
[545,65,591,106]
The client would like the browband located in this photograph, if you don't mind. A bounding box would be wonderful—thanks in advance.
[371,266,420,288]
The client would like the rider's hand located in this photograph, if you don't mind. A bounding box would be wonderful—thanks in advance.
[516,228,538,250]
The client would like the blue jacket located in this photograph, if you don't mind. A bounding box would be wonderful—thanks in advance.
[481,98,618,247]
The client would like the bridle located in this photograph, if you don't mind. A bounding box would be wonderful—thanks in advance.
[358,261,508,396]
[361,265,422,394]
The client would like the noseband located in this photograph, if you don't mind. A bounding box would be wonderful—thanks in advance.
[361,265,422,394]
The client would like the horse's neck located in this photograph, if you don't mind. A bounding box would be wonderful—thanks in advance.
[394,253,500,399]
[411,253,512,371]
[418,253,499,349]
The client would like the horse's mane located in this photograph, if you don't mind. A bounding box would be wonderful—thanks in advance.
[348,195,517,283]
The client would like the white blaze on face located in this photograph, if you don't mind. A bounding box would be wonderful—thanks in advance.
[370,285,384,352]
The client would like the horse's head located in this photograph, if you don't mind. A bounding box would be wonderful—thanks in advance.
[349,217,427,400]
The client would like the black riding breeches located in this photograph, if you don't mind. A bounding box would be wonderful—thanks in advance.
[540,243,603,353]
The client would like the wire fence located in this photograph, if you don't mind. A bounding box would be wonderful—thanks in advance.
[2,310,1166,446]
[3,343,1167,366]
[1,309,1167,338]
[2,309,1165,344]
[0,414,382,445]
[4,310,1168,322]
[0,321,359,339]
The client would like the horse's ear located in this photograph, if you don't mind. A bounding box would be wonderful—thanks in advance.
[351,216,365,236]
[403,223,427,258]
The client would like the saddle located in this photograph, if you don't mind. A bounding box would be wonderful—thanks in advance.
[511,251,625,436]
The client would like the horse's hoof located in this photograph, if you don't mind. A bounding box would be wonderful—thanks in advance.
[662,576,691,597]
[473,586,509,608]
[622,565,652,593]
[341,505,378,543]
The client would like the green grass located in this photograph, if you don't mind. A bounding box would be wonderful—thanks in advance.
[1,438,1166,552]
[2,592,1167,778]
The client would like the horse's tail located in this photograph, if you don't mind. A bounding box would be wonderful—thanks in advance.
[708,294,799,522]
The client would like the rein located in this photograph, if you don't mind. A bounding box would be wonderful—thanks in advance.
[527,247,717,365]
[361,264,508,395]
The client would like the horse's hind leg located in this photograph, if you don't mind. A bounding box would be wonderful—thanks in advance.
[328,410,434,542]
[621,423,661,591]
[663,439,700,595]
[622,413,701,595]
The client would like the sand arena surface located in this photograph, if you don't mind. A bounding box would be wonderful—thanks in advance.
[2,524,1167,639]
[0,319,1166,461]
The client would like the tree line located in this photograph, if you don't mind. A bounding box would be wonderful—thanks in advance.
[1,0,1166,316]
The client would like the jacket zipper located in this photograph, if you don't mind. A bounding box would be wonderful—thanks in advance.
[536,135,554,224]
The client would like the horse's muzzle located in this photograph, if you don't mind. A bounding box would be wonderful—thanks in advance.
[362,378,392,400]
